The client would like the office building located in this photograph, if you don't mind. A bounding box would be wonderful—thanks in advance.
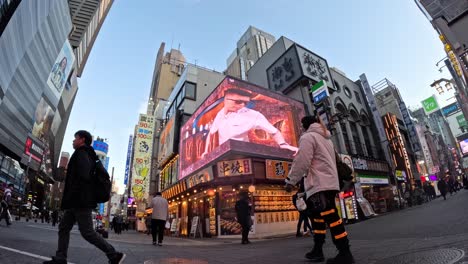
[226,26,275,80]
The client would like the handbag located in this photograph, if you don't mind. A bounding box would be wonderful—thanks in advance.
[165,221,171,229]
[295,195,307,211]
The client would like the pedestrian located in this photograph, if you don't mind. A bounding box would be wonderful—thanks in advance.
[292,179,312,237]
[437,178,448,200]
[145,214,152,235]
[0,183,14,227]
[285,115,354,263]
[115,215,123,235]
[43,130,125,264]
[235,192,252,245]
[149,192,168,246]
[51,210,58,227]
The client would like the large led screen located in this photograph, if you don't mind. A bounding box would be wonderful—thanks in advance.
[158,115,176,165]
[460,139,468,156]
[179,77,305,180]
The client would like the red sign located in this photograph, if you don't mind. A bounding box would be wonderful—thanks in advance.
[24,137,43,162]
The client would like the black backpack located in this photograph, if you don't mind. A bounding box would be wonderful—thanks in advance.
[94,159,111,203]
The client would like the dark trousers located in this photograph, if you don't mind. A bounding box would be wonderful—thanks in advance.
[54,209,117,261]
[307,192,349,251]
[241,224,250,242]
[151,219,165,243]
[0,207,11,225]
[297,211,312,234]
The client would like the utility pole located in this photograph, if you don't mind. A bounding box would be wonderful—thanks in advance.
[106,167,114,230]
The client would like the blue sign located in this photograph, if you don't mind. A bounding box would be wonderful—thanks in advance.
[313,90,328,103]
[104,157,110,171]
[124,135,133,185]
[99,203,104,214]
[93,141,109,154]
[442,102,460,117]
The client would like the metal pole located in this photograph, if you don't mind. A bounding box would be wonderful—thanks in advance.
[106,167,114,230]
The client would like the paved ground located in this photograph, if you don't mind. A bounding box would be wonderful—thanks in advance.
[1,190,468,263]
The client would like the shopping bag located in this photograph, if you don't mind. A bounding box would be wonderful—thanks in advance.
[165,221,171,229]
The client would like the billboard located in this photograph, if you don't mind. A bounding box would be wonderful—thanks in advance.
[179,77,305,180]
[93,141,109,155]
[124,135,133,185]
[399,101,421,152]
[46,40,75,99]
[32,97,55,144]
[131,114,155,202]
[158,115,176,165]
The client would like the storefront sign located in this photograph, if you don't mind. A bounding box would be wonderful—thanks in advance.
[421,95,440,115]
[442,102,460,117]
[217,159,252,177]
[352,157,368,170]
[395,170,405,181]
[24,137,44,162]
[358,174,389,185]
[399,101,421,152]
[185,168,214,189]
[124,135,133,185]
[265,160,291,179]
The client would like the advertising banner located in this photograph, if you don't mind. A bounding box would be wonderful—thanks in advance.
[217,159,252,177]
[421,95,440,115]
[415,124,434,173]
[442,102,460,117]
[265,160,292,179]
[124,135,133,185]
[158,116,176,165]
[32,97,55,144]
[46,40,75,99]
[179,77,304,180]
[131,114,155,202]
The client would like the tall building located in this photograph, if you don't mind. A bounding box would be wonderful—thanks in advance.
[0,0,112,210]
[226,26,275,80]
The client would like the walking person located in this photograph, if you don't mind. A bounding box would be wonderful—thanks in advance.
[285,115,354,263]
[438,178,448,200]
[51,210,58,227]
[293,180,312,237]
[0,183,14,226]
[44,130,125,264]
[149,192,168,246]
[235,192,252,245]
[145,213,152,235]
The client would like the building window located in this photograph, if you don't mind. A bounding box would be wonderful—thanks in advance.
[344,86,352,98]
[184,82,196,100]
[350,122,363,155]
[361,126,373,157]
[354,91,362,104]
[340,122,351,154]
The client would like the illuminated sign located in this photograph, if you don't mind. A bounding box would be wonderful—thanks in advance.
[460,139,468,156]
[265,160,291,179]
[24,137,44,162]
[179,77,305,180]
[358,174,389,185]
[158,116,176,165]
[160,158,179,191]
[217,159,252,177]
[383,113,413,182]
[131,114,155,202]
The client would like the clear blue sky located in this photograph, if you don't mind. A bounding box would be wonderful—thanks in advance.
[61,0,453,191]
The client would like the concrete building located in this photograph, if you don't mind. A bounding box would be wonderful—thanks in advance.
[226,26,275,80]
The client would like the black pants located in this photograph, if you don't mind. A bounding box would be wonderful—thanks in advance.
[151,219,165,243]
[54,208,117,261]
[0,207,11,225]
[241,224,250,242]
[307,191,349,251]
[297,211,312,234]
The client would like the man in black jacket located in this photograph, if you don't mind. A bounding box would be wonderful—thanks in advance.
[44,130,125,264]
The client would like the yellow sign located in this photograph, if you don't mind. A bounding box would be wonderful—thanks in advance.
[265,160,291,179]
[131,114,155,202]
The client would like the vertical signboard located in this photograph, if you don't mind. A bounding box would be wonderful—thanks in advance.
[46,40,76,99]
[124,135,133,185]
[399,102,421,152]
[131,115,154,202]
[415,124,434,174]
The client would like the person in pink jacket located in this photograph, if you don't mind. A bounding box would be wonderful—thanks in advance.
[285,115,354,264]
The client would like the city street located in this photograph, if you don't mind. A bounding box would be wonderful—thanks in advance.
[1,191,468,264]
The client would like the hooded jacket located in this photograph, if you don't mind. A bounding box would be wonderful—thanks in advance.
[61,145,98,209]
[285,123,339,198]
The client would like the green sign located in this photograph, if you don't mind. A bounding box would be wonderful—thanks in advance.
[421,96,439,115]
[310,80,325,94]
[456,114,468,127]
